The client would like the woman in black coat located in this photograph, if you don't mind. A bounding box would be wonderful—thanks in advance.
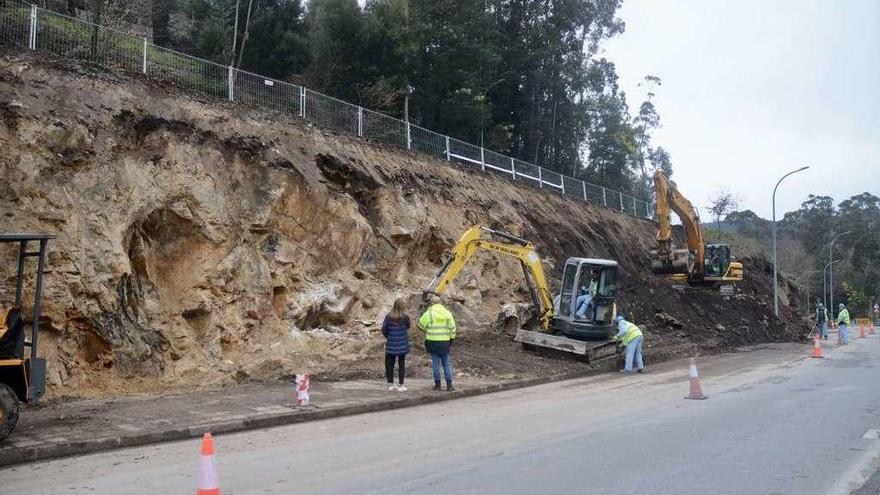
[382,298,411,391]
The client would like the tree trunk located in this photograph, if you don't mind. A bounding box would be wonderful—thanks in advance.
[152,0,172,46]
[235,0,254,68]
[230,0,241,66]
[89,0,102,61]
[403,0,409,122]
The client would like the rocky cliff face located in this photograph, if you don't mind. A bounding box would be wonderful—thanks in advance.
[0,52,808,398]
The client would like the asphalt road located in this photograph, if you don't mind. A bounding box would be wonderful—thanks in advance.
[3,339,880,495]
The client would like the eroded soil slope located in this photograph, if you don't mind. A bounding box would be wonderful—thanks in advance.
[0,51,809,397]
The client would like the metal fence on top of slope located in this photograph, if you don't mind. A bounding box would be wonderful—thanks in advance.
[0,0,653,220]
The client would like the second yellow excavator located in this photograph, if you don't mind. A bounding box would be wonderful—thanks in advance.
[650,171,744,290]
[423,226,620,363]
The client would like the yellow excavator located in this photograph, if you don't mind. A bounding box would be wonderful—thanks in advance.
[650,171,743,290]
[423,226,621,363]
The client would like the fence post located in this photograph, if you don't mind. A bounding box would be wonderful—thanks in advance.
[538,167,543,188]
[632,196,637,215]
[619,193,624,211]
[510,157,516,179]
[142,38,148,75]
[299,87,305,118]
[480,147,485,172]
[28,5,37,51]
[406,122,411,150]
[445,136,450,161]
[602,187,607,207]
[227,66,234,102]
[582,181,587,202]
[561,177,565,195]
[357,107,363,137]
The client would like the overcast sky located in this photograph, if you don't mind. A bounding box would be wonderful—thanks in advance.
[602,0,879,219]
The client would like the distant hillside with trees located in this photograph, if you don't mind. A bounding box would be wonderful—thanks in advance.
[723,193,880,315]
[49,0,674,198]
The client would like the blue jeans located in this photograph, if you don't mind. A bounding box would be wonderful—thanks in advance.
[819,322,827,339]
[624,336,644,372]
[575,294,593,318]
[430,352,453,384]
[840,324,848,344]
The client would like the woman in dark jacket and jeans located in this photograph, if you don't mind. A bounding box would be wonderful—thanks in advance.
[382,298,411,391]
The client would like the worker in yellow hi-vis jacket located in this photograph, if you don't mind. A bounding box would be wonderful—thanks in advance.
[613,315,644,374]
[418,298,457,391]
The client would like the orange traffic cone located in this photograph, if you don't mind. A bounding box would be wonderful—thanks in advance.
[197,432,220,495]
[859,325,867,339]
[811,335,824,358]
[684,357,708,400]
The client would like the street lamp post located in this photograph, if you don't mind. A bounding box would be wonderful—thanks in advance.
[829,231,852,318]
[772,166,809,316]
[823,259,839,309]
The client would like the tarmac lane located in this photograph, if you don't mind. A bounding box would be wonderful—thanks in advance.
[2,338,880,494]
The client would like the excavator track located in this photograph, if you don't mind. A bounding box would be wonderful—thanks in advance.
[514,329,619,365]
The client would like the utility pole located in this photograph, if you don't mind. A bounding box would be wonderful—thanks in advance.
[771,166,809,316]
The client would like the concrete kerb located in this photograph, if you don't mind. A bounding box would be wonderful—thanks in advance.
[0,370,592,468]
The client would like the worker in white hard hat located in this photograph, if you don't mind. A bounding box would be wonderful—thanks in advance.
[613,315,644,374]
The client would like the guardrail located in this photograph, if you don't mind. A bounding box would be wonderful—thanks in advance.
[0,0,653,219]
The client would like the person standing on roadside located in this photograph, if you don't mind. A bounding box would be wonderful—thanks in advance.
[837,303,851,345]
[816,302,829,340]
[418,295,457,391]
[381,298,411,392]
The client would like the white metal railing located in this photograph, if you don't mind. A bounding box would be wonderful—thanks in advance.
[0,0,653,219]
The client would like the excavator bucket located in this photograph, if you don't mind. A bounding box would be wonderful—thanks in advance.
[649,248,692,275]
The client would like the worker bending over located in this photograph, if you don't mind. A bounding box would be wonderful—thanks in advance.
[614,315,644,374]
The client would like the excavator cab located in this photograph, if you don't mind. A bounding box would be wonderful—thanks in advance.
[704,244,730,277]
[553,258,617,340]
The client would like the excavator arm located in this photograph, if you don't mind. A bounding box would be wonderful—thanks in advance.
[423,226,555,330]
[652,171,705,276]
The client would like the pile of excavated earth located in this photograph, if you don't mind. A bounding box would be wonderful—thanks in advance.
[0,50,810,399]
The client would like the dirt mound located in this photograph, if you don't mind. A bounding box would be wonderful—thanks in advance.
[0,51,809,398]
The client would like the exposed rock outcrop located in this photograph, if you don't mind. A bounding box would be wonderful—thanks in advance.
[0,52,808,397]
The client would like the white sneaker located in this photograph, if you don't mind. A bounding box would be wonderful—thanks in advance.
[397,385,407,392]
[388,384,398,391]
